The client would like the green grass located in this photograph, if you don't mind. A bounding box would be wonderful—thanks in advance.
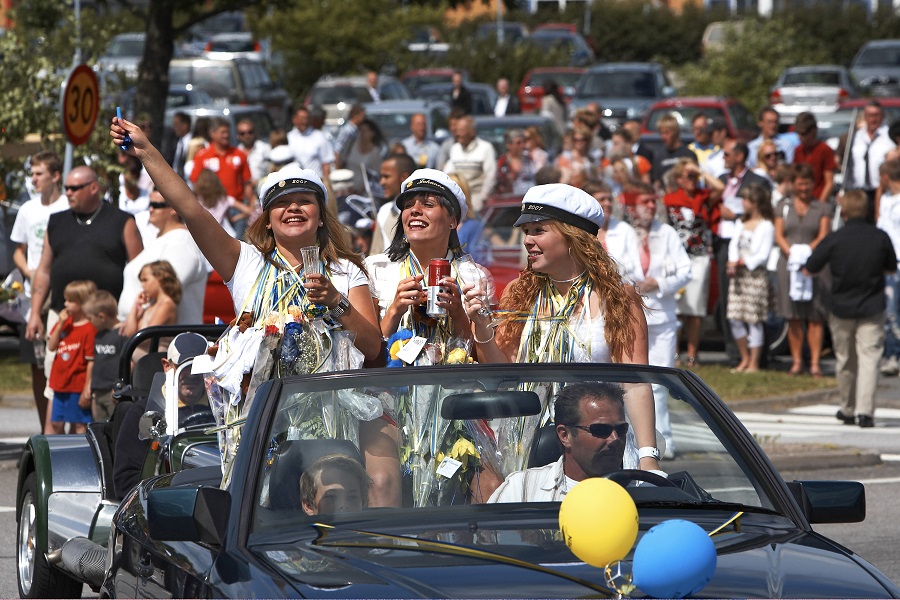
[0,353,32,394]
[691,365,836,402]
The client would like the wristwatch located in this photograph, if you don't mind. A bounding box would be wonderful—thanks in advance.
[638,446,661,460]
[328,294,350,320]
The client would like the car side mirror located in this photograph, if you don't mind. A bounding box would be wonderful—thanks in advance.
[148,486,231,546]
[788,480,866,524]
[139,411,166,441]
[662,85,676,98]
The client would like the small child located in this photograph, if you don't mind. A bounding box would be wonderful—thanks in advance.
[84,290,127,422]
[123,260,181,337]
[299,454,371,516]
[47,280,97,434]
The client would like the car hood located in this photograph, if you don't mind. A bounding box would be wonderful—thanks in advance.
[571,97,656,120]
[251,508,897,598]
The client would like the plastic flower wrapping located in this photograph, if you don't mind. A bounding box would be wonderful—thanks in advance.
[197,308,377,488]
[0,271,26,324]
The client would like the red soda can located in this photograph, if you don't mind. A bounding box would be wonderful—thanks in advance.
[427,259,451,317]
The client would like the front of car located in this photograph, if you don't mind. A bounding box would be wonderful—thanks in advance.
[107,364,900,598]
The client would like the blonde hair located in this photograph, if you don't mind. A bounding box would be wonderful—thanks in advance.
[64,280,97,305]
[497,221,641,363]
[140,260,182,305]
[83,290,118,317]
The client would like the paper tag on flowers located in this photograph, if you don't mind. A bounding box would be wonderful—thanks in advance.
[396,335,427,364]
[436,456,462,478]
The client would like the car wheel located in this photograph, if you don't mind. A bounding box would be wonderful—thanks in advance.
[17,473,83,598]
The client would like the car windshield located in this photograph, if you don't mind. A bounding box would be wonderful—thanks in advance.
[645,107,726,132]
[310,85,373,105]
[209,39,256,52]
[367,111,417,142]
[782,71,841,86]
[250,365,775,534]
[106,38,143,58]
[578,71,658,98]
[855,46,900,67]
[169,65,235,93]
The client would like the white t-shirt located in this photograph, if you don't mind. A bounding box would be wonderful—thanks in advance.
[286,127,335,179]
[226,242,368,316]
[878,191,900,263]
[9,195,69,295]
[118,228,209,325]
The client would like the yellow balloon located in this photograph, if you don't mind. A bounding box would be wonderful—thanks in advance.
[558,478,639,567]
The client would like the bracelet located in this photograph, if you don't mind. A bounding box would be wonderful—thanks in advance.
[472,326,495,344]
[637,446,660,460]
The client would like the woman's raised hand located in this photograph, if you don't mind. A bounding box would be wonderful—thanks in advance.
[110,116,147,157]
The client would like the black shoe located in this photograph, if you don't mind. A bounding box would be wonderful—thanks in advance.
[835,410,856,425]
[858,415,875,428]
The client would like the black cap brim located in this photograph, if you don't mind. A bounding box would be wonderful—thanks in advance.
[396,183,460,219]
[262,180,326,211]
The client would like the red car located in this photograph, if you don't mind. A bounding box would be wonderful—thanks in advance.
[640,96,759,142]
[517,67,585,114]
[479,193,527,297]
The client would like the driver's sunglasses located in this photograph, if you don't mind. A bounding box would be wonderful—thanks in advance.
[564,422,629,438]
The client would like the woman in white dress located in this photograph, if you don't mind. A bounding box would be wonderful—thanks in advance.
[465,184,661,475]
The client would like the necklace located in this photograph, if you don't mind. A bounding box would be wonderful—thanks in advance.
[74,204,103,226]
[550,270,586,284]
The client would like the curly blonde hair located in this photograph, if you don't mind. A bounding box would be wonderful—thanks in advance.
[496,221,641,363]
[141,260,182,305]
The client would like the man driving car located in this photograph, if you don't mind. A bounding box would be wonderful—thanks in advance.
[488,382,629,503]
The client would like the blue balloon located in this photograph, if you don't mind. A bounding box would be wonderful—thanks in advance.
[633,519,717,598]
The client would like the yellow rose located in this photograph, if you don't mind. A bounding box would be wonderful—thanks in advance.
[446,348,468,364]
[287,306,303,320]
[10,281,23,292]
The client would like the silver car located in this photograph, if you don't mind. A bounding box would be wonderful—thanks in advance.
[770,65,857,126]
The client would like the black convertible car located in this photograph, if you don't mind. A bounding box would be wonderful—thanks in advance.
[87,363,898,598]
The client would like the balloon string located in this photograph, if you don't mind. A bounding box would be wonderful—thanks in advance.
[708,511,743,537]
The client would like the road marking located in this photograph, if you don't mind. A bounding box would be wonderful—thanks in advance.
[856,476,900,485]
[880,454,900,462]
[0,506,15,513]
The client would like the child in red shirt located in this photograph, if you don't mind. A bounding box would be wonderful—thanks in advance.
[47,280,97,434]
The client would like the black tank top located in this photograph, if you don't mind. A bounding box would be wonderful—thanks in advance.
[47,203,132,312]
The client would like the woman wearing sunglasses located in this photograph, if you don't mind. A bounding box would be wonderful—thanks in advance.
[465,184,661,477]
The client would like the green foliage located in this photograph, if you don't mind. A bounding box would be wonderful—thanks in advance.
[256,0,445,100]
[676,18,830,115]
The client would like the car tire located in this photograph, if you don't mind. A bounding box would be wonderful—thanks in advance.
[17,473,83,599]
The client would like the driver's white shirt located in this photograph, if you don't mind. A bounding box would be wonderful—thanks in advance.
[487,457,579,503]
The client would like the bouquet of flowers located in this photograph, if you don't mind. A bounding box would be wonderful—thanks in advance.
[0,270,26,324]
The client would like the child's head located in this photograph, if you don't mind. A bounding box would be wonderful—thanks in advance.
[139,260,183,305]
[299,454,371,516]
[740,183,775,222]
[63,280,97,317]
[83,290,119,330]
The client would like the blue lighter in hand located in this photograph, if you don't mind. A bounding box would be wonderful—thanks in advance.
[116,107,132,151]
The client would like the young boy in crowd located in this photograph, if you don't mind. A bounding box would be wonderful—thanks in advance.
[46,280,97,434]
[299,454,371,516]
[84,290,126,422]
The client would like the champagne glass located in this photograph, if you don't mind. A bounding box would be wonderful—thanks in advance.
[455,254,491,318]
[300,246,322,276]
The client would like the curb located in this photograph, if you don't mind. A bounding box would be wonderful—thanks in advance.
[767,447,883,472]
[0,393,34,409]
[728,386,840,413]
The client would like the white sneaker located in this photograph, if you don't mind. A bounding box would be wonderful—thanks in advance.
[881,356,899,376]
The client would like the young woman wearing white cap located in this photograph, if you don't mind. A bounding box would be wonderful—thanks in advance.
[108,118,395,501]
[464,183,662,474]
[365,168,500,504]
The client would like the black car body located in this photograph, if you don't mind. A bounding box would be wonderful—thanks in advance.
[570,62,675,129]
[99,364,898,598]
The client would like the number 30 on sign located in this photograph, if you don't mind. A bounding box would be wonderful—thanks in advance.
[60,64,100,146]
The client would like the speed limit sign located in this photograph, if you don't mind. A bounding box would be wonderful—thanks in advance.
[60,64,100,146]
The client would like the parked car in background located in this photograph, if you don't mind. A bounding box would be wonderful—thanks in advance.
[480,192,526,293]
[701,20,746,55]
[179,10,245,56]
[474,114,562,159]
[476,21,529,44]
[769,65,857,126]
[363,99,450,145]
[169,57,291,128]
[402,68,470,96]
[117,84,214,121]
[527,27,594,67]
[570,62,675,129]
[416,82,498,116]
[517,66,585,113]
[203,32,266,62]
[405,26,450,56]
[641,96,758,145]
[306,74,412,131]
[96,32,144,80]
[851,39,900,97]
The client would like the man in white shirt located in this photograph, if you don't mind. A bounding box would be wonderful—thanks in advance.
[171,112,192,181]
[488,382,629,503]
[286,105,334,181]
[877,159,900,375]
[443,115,497,213]
[370,153,416,256]
[9,151,69,430]
[366,71,381,103]
[236,118,271,185]
[493,78,520,117]
[401,113,440,169]
[848,100,896,221]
